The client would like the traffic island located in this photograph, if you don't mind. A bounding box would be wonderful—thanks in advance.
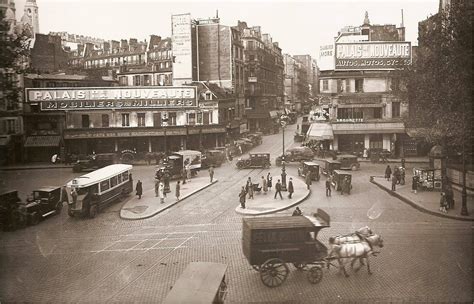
[235,176,310,216]
[120,176,218,220]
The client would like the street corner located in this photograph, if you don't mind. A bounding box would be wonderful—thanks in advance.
[120,178,218,220]
[234,176,310,216]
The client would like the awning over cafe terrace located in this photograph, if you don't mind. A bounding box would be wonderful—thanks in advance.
[24,136,61,147]
[306,123,334,141]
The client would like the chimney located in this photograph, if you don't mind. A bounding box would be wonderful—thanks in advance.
[129,38,138,51]
[149,35,162,50]
[103,41,110,53]
[111,40,120,53]
[121,39,129,52]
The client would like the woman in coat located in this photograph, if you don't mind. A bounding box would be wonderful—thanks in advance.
[175,181,180,201]
[239,186,247,209]
[159,182,165,203]
[267,173,272,191]
[136,180,143,199]
[385,165,392,181]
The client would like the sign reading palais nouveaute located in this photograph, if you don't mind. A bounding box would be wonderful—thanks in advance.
[335,42,411,70]
[26,86,197,111]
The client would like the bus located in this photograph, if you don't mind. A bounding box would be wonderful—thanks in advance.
[66,164,133,218]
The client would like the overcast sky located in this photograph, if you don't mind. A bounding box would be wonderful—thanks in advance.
[14,0,439,59]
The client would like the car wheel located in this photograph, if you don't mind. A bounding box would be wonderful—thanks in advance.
[89,205,98,219]
[351,165,358,171]
[55,201,63,215]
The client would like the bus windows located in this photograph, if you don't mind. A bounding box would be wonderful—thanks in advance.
[100,180,110,192]
[122,172,129,181]
[117,174,122,183]
[110,176,118,188]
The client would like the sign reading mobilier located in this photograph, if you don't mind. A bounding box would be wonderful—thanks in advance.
[335,42,411,70]
[26,86,197,110]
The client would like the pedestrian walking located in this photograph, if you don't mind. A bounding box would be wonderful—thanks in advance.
[445,184,454,209]
[71,188,78,205]
[239,186,247,209]
[287,178,294,198]
[439,192,448,213]
[154,178,159,197]
[186,165,192,180]
[245,177,252,193]
[208,165,214,183]
[267,173,272,191]
[274,179,283,199]
[248,182,254,199]
[292,207,302,216]
[159,182,165,203]
[385,165,392,181]
[136,180,143,199]
[182,167,187,184]
[175,181,180,201]
[305,173,312,190]
[325,179,332,197]
[391,175,397,191]
[261,176,268,194]
[400,167,406,185]
[363,148,368,160]
[394,167,401,184]
[412,175,419,193]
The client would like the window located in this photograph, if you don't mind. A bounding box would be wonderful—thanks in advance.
[345,80,351,92]
[187,113,196,125]
[249,55,255,61]
[102,114,109,127]
[137,113,146,127]
[117,174,122,184]
[153,113,162,126]
[133,75,140,86]
[110,176,118,188]
[391,78,400,91]
[197,112,203,124]
[122,172,129,181]
[337,79,343,93]
[392,102,400,118]
[355,79,364,93]
[373,108,382,119]
[122,113,130,127]
[203,112,210,125]
[168,112,177,125]
[100,180,110,192]
[143,75,151,86]
[370,134,383,149]
[81,115,90,128]
[322,80,328,91]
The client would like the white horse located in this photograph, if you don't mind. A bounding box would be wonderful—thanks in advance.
[329,226,374,245]
[328,234,384,277]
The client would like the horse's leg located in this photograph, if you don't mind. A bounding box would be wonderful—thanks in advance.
[339,259,349,277]
[366,256,372,275]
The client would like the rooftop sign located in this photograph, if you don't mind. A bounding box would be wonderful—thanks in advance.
[335,42,411,70]
[26,86,197,111]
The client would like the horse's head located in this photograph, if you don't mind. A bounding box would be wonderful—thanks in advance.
[366,234,384,248]
[356,226,373,236]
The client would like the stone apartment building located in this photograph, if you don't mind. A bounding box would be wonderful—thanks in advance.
[316,12,413,157]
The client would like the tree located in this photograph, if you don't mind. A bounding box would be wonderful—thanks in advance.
[0,10,31,112]
[405,2,473,150]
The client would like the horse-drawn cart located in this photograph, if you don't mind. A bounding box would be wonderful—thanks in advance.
[242,209,330,287]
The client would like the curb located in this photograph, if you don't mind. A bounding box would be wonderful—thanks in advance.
[370,176,474,222]
[120,179,218,220]
[234,189,311,216]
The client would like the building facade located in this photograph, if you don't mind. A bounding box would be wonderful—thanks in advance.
[316,12,412,157]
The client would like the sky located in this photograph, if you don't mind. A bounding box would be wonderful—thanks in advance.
[14,0,439,59]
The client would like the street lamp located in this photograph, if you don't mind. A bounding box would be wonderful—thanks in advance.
[280,114,289,191]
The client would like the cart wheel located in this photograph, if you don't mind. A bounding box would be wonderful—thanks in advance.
[307,266,323,284]
[260,258,289,288]
[293,263,306,270]
[251,265,260,271]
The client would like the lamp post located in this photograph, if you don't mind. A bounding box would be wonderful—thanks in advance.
[460,99,469,216]
[280,114,289,191]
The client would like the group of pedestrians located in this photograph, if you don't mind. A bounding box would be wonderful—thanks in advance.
[385,165,406,191]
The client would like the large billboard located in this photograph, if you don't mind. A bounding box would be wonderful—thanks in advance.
[318,44,335,71]
[335,42,411,70]
[26,86,197,111]
[172,13,193,85]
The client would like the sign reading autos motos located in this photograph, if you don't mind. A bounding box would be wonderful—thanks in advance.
[335,42,411,70]
[26,86,197,111]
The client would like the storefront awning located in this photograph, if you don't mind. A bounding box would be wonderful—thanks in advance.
[24,136,61,147]
[306,123,334,140]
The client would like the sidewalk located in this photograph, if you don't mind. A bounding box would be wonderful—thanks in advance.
[120,176,217,220]
[235,175,310,216]
[371,175,474,221]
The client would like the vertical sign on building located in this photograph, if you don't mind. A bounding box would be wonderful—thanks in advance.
[172,13,193,86]
[319,44,335,71]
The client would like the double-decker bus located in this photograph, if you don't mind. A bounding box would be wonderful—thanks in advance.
[66,164,133,218]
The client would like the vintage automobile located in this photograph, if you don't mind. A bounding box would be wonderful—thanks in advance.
[163,262,228,304]
[0,190,23,231]
[72,153,118,172]
[331,170,352,194]
[246,132,263,146]
[297,161,320,181]
[201,149,226,169]
[276,146,314,166]
[321,159,341,176]
[242,209,330,287]
[25,186,68,224]
[236,152,271,169]
[156,150,202,179]
[337,154,360,171]
[294,132,305,143]
[234,139,253,155]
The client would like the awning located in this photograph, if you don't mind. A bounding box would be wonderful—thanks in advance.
[24,136,61,147]
[337,104,383,108]
[0,136,11,146]
[306,123,334,140]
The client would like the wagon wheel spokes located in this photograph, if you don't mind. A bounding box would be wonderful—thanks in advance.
[260,258,289,288]
[307,266,323,284]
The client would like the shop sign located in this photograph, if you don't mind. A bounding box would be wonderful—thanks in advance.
[335,42,411,70]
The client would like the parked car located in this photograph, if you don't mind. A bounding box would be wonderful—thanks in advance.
[25,186,68,224]
[297,161,320,181]
[0,190,23,231]
[73,153,118,172]
[236,152,271,169]
[201,149,226,168]
[247,132,263,146]
[337,154,360,171]
[321,159,341,176]
[276,146,314,166]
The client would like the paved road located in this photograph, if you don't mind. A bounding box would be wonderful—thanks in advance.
[0,123,472,303]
